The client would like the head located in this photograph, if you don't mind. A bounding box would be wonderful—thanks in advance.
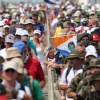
[13,41,27,61]
[33,30,41,39]
[5,34,15,49]
[21,36,29,47]
[33,15,38,23]
[88,19,96,28]
[67,50,84,68]
[3,25,10,35]
[6,47,21,61]
[25,19,33,32]
[10,58,24,82]
[88,58,100,73]
[3,61,18,82]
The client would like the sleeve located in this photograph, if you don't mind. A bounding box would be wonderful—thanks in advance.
[60,68,68,85]
[37,62,45,81]
[33,80,44,100]
[28,40,38,56]
[40,24,45,34]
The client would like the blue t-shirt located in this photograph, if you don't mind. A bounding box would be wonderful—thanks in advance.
[34,23,45,35]
[28,39,38,56]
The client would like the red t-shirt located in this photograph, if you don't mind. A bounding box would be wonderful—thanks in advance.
[24,57,44,81]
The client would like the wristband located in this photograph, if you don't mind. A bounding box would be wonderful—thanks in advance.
[60,96,65,99]
[17,90,25,99]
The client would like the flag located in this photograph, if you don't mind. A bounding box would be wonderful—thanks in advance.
[44,0,56,5]
[53,35,77,56]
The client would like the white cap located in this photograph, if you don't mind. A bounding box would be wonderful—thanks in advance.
[34,30,41,35]
[85,51,97,58]
[22,30,29,36]
[5,14,10,18]
[3,61,17,71]
[15,28,23,36]
[0,21,4,26]
[74,10,81,17]
[85,45,96,52]
[3,25,10,29]
[5,34,15,43]
[0,32,3,37]
[89,11,95,15]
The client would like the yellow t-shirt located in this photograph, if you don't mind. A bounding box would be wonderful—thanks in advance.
[54,27,62,37]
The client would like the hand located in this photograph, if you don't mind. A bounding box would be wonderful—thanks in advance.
[49,63,56,68]
[39,38,43,42]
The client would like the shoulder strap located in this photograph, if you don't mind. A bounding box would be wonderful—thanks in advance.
[26,75,35,100]
[66,66,72,84]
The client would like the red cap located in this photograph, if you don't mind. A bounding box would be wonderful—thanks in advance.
[93,34,99,41]
[0,94,7,100]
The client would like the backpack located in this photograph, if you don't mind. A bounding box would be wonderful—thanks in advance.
[26,75,35,100]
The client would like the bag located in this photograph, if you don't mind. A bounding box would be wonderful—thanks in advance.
[26,75,35,100]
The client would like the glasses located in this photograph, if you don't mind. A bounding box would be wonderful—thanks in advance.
[5,69,16,73]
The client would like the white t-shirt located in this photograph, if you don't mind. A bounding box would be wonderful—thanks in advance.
[2,80,32,100]
[0,48,7,60]
[60,67,83,85]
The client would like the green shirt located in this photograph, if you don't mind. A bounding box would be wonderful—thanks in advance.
[21,75,44,100]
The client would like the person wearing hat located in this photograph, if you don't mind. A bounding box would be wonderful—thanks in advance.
[11,58,45,100]
[21,35,37,59]
[74,69,100,100]
[33,14,45,39]
[2,61,32,100]
[33,29,46,72]
[60,50,84,99]
[13,41,46,88]
[25,18,34,39]
[3,25,10,36]
[0,34,15,60]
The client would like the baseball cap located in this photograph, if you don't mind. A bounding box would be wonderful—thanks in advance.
[67,50,84,59]
[3,61,17,71]
[3,25,10,29]
[13,41,26,53]
[24,19,34,24]
[5,34,15,43]
[11,58,24,74]
[85,51,97,58]
[6,47,21,59]
[89,11,95,15]
[93,34,99,41]
[22,30,29,36]
[0,85,7,100]
[15,28,23,36]
[34,30,41,35]
[85,45,96,53]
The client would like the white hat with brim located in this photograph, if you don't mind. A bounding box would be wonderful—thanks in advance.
[15,28,23,36]
[25,19,34,24]
[22,30,29,36]
[3,25,10,29]
[0,21,4,26]
[3,61,17,71]
[85,52,97,58]
[34,30,41,35]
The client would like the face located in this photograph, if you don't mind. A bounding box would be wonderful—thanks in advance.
[15,35,21,40]
[48,51,54,59]
[33,17,38,23]
[4,28,9,33]
[90,67,100,73]
[25,23,33,31]
[64,27,70,31]
[34,33,41,39]
[5,42,13,48]
[69,58,81,67]
[86,55,96,61]
[16,73,24,82]
[3,69,17,81]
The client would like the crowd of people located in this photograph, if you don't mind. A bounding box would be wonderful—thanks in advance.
[0,0,100,100]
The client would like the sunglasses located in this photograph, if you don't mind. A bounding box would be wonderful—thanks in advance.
[5,69,16,73]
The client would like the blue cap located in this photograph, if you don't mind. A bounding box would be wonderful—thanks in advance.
[13,41,26,53]
[0,63,3,73]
